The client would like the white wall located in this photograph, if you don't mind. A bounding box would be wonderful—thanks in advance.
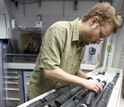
[8,0,98,31]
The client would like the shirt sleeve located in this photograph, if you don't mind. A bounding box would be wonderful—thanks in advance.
[39,27,64,70]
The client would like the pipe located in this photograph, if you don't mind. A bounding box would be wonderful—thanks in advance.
[54,86,83,106]
[62,89,88,107]
[27,85,73,107]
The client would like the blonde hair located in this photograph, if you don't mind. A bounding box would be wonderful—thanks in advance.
[82,2,122,33]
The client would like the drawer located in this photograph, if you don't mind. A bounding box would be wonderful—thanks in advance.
[7,90,24,106]
[8,100,21,107]
[8,90,23,98]
[8,71,18,75]
[24,71,33,82]
[23,71,33,101]
[24,72,32,80]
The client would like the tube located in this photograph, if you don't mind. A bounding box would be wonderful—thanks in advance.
[54,86,83,106]
[62,89,88,107]
[95,82,114,107]
[27,85,73,107]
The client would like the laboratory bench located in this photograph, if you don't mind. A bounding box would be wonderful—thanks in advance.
[16,67,123,107]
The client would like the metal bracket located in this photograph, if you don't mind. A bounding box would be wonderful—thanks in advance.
[74,0,78,10]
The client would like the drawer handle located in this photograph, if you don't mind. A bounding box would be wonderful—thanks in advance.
[6,76,18,79]
[8,72,18,74]
[7,82,18,85]
[7,88,19,91]
[26,74,31,78]
[6,98,20,101]
[26,83,29,86]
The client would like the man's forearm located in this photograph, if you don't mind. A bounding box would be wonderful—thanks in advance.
[75,69,88,79]
[43,68,86,86]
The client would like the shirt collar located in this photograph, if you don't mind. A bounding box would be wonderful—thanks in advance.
[72,18,86,47]
[72,18,80,42]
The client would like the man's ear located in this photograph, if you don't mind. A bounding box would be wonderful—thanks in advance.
[90,16,99,27]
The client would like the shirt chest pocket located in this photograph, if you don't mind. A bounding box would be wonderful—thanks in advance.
[71,48,86,72]
[70,54,82,74]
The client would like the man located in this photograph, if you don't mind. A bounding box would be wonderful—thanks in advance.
[28,2,122,100]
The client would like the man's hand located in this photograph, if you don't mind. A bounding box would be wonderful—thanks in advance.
[82,79,103,93]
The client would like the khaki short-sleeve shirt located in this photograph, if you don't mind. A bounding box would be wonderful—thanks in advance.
[28,18,86,99]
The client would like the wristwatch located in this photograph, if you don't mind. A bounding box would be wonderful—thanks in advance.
[86,77,93,80]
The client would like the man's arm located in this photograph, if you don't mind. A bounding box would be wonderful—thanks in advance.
[75,69,89,79]
[43,68,102,93]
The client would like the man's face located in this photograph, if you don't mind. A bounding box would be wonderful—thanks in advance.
[85,22,113,45]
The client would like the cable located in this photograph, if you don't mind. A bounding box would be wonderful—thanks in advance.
[116,41,124,73]
[98,34,114,75]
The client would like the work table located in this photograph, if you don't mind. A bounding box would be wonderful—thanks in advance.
[17,67,123,107]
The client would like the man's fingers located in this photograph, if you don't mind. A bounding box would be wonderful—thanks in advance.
[86,79,103,92]
[94,88,98,93]
[96,82,103,92]
[95,86,99,91]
